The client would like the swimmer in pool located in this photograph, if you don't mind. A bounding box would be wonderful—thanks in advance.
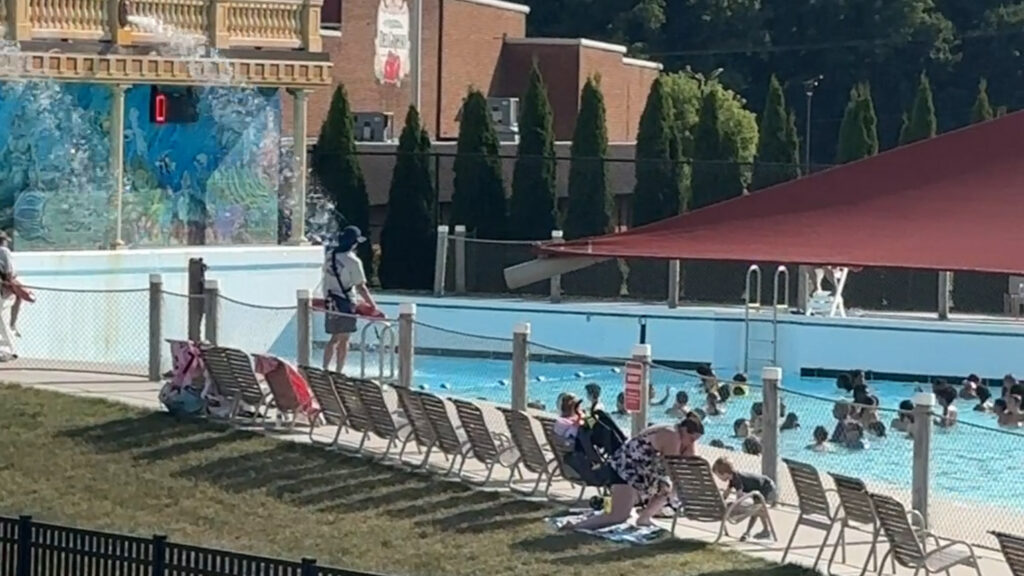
[891,399,914,433]
[666,390,690,418]
[807,425,832,452]
[705,390,724,416]
[733,418,750,438]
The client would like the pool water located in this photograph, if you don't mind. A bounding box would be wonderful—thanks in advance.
[341,352,1024,510]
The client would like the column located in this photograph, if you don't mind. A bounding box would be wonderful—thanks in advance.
[511,323,530,411]
[109,84,128,249]
[288,88,309,244]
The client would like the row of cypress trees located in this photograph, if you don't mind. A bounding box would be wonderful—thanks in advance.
[311,67,1002,290]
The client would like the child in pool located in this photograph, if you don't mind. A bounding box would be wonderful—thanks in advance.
[705,390,724,416]
[666,390,690,418]
[712,457,776,542]
[891,399,914,433]
[781,413,800,431]
[807,425,832,452]
[733,418,750,438]
[844,421,869,450]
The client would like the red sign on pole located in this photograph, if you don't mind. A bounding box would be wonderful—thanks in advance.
[623,361,645,413]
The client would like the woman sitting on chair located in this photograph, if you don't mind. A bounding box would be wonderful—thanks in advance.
[560,413,704,531]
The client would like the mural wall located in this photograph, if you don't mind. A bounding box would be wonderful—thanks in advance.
[0,81,283,251]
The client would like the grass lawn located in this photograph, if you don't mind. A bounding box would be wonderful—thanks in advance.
[0,384,820,576]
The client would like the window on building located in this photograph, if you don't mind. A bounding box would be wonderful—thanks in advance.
[321,0,342,29]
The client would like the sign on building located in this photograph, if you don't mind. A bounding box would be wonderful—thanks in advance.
[375,0,411,86]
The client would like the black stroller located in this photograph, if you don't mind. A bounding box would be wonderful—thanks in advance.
[562,410,628,487]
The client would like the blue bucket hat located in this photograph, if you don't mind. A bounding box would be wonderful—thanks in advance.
[336,225,366,251]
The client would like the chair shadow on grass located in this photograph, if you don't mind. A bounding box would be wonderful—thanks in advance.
[59,412,215,454]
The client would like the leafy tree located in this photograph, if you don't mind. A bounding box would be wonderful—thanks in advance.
[901,72,938,145]
[379,106,435,290]
[564,77,612,240]
[970,78,994,123]
[707,82,758,190]
[632,76,684,226]
[312,84,372,274]
[509,63,558,240]
[451,89,507,239]
[784,108,800,172]
[751,75,799,190]
[691,89,745,209]
[835,86,872,164]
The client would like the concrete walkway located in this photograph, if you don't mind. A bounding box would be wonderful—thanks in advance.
[2,369,1007,576]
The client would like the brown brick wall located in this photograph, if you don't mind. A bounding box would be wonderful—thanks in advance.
[436,0,527,138]
[493,43,581,140]
[579,46,659,142]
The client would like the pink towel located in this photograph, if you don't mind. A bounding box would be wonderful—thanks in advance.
[168,340,205,390]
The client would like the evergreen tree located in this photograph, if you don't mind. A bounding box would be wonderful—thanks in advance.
[509,63,558,240]
[901,72,938,145]
[898,112,910,145]
[313,84,373,275]
[379,106,435,290]
[858,83,879,155]
[564,77,612,239]
[691,89,744,209]
[835,86,871,164]
[784,108,800,173]
[751,75,799,190]
[451,89,507,239]
[632,76,684,227]
[970,78,994,123]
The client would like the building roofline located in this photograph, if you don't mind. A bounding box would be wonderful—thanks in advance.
[503,37,628,55]
[455,0,530,15]
[621,57,663,71]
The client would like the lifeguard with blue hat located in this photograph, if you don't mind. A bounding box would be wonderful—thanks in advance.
[322,225,381,373]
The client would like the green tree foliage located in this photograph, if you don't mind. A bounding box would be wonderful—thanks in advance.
[632,76,685,227]
[835,86,872,164]
[451,89,507,239]
[379,107,435,290]
[858,83,879,156]
[784,109,800,171]
[970,78,994,123]
[509,63,558,240]
[901,72,938,145]
[691,89,745,210]
[564,77,612,240]
[751,75,799,190]
[312,84,372,274]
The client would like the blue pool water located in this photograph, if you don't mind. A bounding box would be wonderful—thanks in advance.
[356,353,1024,510]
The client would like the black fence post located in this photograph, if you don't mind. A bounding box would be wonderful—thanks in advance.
[301,558,317,576]
[16,516,31,576]
[151,535,167,576]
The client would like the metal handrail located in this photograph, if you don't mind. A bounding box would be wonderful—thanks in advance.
[743,265,762,373]
[360,320,397,381]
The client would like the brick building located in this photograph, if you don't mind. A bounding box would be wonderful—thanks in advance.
[288,0,662,237]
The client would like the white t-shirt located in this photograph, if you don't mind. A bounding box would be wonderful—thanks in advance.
[322,249,367,299]
[0,246,14,278]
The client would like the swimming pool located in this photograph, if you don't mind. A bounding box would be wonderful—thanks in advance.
[337,350,1024,511]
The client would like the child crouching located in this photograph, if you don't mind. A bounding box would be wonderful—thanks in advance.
[712,456,776,541]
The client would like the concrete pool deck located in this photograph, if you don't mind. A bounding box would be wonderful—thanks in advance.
[2,368,1010,576]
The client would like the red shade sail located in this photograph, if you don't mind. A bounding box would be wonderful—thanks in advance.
[542,111,1024,275]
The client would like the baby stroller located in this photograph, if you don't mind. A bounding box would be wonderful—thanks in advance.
[563,409,627,487]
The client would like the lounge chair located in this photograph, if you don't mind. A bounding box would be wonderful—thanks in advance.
[827,473,883,576]
[329,372,373,453]
[393,385,437,469]
[199,346,270,422]
[252,353,316,427]
[415,391,472,477]
[536,416,589,502]
[497,407,556,495]
[781,459,840,569]
[298,365,346,448]
[991,531,1024,576]
[449,398,518,485]
[870,492,981,576]
[663,455,777,543]
[354,379,414,461]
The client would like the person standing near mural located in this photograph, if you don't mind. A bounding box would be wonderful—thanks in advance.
[322,226,379,373]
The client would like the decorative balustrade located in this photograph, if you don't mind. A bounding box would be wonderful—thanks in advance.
[2,0,322,51]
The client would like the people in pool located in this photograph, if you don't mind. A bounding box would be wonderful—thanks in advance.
[891,399,915,433]
[666,390,690,418]
[730,373,749,397]
[650,384,670,407]
[830,401,853,443]
[560,414,704,532]
[867,420,887,438]
[934,384,958,428]
[614,392,628,416]
[1002,374,1018,398]
[749,402,764,434]
[780,412,800,431]
[973,384,993,412]
[733,418,750,438]
[959,374,981,400]
[718,383,732,403]
[836,373,853,393]
[705,390,724,416]
[742,436,763,455]
[844,421,869,450]
[709,438,735,451]
[696,364,718,394]
[712,457,776,541]
[807,425,832,452]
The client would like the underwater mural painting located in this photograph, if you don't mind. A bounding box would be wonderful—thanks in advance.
[0,81,282,251]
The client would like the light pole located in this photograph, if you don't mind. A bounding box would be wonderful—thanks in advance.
[802,75,823,175]
[684,66,724,92]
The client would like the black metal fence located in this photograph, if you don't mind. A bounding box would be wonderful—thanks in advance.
[0,516,378,576]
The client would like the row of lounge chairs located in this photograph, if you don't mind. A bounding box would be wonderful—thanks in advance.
[196,345,1023,575]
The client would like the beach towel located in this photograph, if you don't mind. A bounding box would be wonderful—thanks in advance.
[546,511,667,545]
[253,354,319,419]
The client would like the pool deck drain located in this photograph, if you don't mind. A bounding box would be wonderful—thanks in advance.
[1,368,1011,576]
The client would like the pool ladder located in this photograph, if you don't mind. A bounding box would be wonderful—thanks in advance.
[743,265,790,374]
[359,320,397,382]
